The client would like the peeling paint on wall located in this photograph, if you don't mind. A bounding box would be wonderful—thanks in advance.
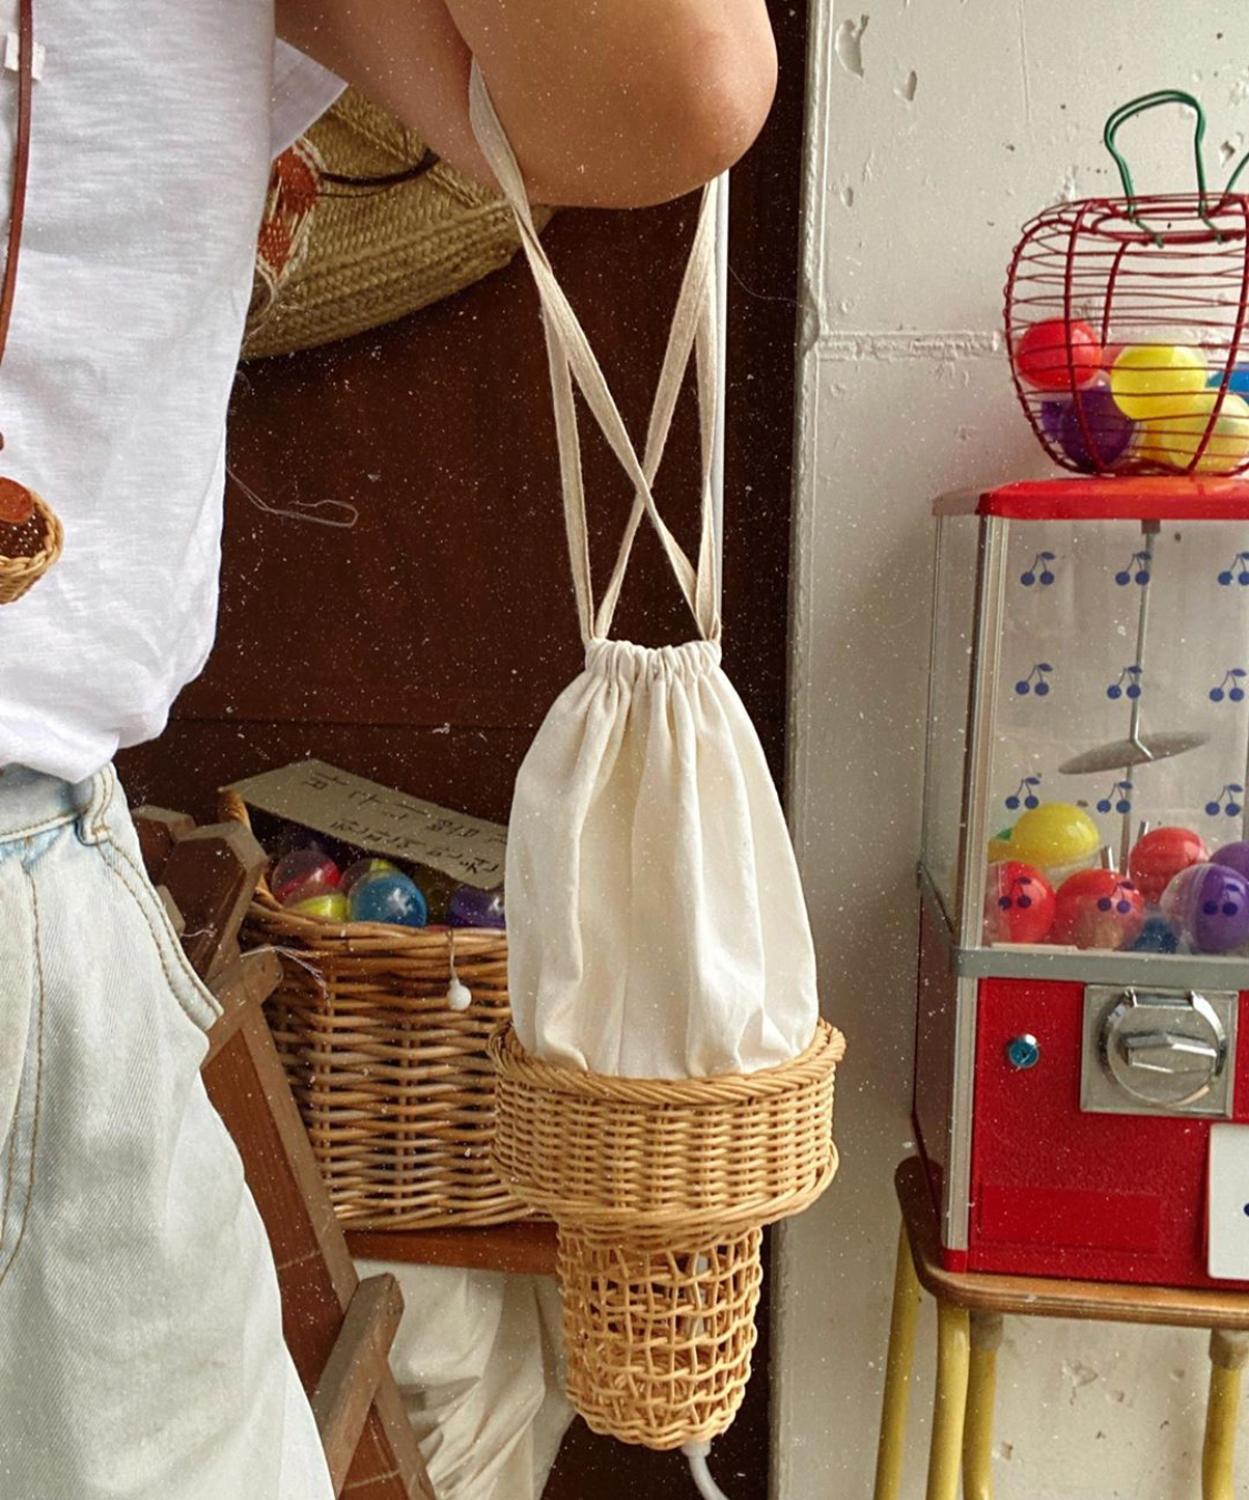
[896,68,919,103]
[816,329,1004,362]
[834,14,869,80]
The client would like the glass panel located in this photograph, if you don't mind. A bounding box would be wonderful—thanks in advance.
[920,514,979,929]
[982,518,1249,955]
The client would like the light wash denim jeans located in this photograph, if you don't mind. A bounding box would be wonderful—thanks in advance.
[0,764,332,1499]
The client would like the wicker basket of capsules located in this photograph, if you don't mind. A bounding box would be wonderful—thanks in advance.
[221,789,527,1230]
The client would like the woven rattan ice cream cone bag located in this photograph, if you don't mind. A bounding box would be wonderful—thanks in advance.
[0,1,854,1496]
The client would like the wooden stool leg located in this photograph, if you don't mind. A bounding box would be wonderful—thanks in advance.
[1204,1329,1249,1500]
[927,1301,971,1500]
[963,1311,1003,1500]
[873,1221,923,1500]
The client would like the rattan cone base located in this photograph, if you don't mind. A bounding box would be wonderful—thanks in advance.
[558,1224,763,1450]
[490,1020,845,1448]
[0,490,62,603]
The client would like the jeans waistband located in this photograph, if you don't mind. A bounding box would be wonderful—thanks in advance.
[0,763,117,845]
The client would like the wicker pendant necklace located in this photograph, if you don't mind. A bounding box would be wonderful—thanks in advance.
[0,0,60,606]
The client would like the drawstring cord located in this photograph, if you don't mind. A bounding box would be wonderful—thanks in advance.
[682,1252,733,1498]
[446,928,471,1011]
[684,1441,730,1500]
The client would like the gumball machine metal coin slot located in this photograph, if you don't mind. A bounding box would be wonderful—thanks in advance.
[1081,984,1237,1118]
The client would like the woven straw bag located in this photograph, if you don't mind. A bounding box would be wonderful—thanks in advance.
[491,1021,844,1448]
[466,63,845,1452]
[242,87,554,359]
[0,487,62,604]
[221,790,527,1230]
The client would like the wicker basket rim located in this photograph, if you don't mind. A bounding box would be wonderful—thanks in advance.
[515,1144,841,1240]
[219,787,504,946]
[490,1018,845,1103]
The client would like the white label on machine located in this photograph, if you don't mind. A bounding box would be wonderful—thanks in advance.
[1208,1125,1249,1281]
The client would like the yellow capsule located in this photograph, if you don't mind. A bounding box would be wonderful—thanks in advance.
[1109,344,1208,420]
[998,802,1100,871]
[1139,391,1249,472]
[290,892,350,922]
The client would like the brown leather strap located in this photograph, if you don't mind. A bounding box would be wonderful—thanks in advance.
[0,0,33,444]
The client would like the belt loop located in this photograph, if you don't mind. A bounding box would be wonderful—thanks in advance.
[76,764,115,846]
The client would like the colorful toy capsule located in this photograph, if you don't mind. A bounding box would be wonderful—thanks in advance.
[348,870,428,928]
[1129,915,1180,954]
[1128,826,1210,906]
[447,884,506,929]
[1213,840,1249,883]
[1161,863,1249,954]
[1207,367,1249,396]
[1051,869,1145,951]
[1139,391,1249,472]
[1109,343,1208,420]
[998,802,1101,879]
[1040,381,1135,470]
[271,848,341,907]
[341,857,399,895]
[290,892,350,923]
[1015,318,1102,392]
[983,860,1056,944]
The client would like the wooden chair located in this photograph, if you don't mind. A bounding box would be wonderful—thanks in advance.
[133,807,435,1500]
[874,1157,1249,1500]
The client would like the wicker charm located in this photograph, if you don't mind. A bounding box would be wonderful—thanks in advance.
[489,1020,845,1449]
[0,481,62,604]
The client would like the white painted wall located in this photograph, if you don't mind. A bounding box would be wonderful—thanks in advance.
[777,5,1249,1497]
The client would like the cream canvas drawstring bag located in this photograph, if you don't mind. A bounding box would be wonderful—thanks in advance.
[468,68,819,1081]
[470,65,845,1460]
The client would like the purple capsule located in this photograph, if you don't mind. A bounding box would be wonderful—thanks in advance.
[1213,840,1249,884]
[1062,387,1135,469]
[1160,862,1249,953]
[447,884,506,930]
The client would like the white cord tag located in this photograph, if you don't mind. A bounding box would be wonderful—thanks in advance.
[4,34,43,80]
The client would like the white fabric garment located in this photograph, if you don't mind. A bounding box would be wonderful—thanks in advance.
[0,765,333,1500]
[356,1261,571,1500]
[0,6,339,783]
[469,65,820,1078]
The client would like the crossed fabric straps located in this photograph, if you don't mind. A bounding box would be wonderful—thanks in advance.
[468,60,722,646]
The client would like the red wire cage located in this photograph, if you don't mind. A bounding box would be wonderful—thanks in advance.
[1004,92,1249,478]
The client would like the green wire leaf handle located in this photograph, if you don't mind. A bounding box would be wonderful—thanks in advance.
[1104,89,1209,203]
[1102,90,1217,242]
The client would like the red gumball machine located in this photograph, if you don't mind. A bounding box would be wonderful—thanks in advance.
[915,476,1249,1290]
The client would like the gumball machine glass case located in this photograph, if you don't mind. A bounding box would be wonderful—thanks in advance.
[916,475,1249,1291]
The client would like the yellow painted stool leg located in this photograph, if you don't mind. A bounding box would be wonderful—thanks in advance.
[962,1312,1003,1500]
[1203,1329,1249,1500]
[927,1301,971,1500]
[873,1223,923,1500]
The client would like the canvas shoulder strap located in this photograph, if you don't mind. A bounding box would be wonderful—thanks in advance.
[468,60,721,645]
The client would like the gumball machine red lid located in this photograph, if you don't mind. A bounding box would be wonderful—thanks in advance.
[915,474,1249,1292]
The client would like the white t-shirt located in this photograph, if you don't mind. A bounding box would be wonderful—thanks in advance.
[0,3,341,783]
